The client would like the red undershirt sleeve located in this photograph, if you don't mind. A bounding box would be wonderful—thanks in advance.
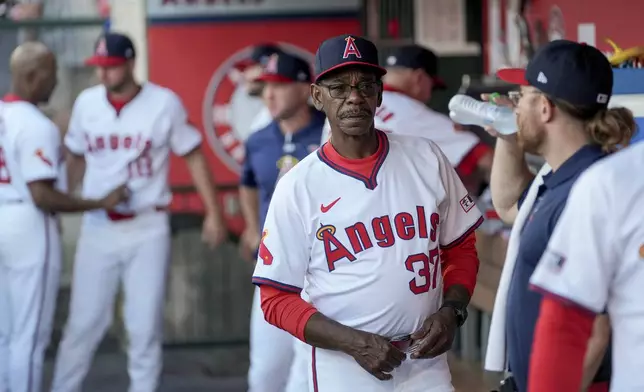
[455,143,491,178]
[441,231,479,296]
[528,296,595,392]
[259,285,319,342]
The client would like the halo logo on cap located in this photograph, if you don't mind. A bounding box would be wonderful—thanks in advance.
[96,38,108,56]
[265,54,279,74]
[343,36,362,59]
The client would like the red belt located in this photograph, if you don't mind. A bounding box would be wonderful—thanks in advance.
[390,334,412,352]
[106,206,167,221]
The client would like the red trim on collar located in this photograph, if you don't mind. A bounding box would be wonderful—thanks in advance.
[317,130,389,190]
[107,85,142,115]
[2,94,25,103]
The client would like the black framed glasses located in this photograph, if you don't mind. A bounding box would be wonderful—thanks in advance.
[318,81,380,99]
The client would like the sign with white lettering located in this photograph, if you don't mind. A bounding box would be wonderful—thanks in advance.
[148,0,360,18]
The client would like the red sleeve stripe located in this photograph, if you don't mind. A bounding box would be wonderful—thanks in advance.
[529,284,599,318]
[252,277,302,293]
[441,216,484,250]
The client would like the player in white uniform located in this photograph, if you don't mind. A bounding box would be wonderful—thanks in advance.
[50,33,227,392]
[528,141,644,392]
[0,42,127,392]
[376,45,492,190]
[252,35,482,392]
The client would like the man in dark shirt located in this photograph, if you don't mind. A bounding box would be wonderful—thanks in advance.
[485,40,634,392]
[238,52,324,392]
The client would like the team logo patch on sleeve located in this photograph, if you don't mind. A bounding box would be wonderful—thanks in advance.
[459,194,475,213]
[258,229,273,265]
[35,149,53,167]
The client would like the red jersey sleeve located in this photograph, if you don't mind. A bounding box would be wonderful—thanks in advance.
[259,285,318,342]
[441,231,479,296]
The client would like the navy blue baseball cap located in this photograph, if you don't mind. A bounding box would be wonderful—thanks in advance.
[256,52,312,83]
[314,35,386,83]
[234,43,283,71]
[497,40,613,108]
[85,32,136,67]
[385,45,447,89]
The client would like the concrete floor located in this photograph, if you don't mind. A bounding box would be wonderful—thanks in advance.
[41,348,494,392]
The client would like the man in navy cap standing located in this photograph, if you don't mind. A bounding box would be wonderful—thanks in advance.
[250,34,481,391]
[50,32,227,392]
[240,51,323,392]
[234,43,285,137]
[483,40,637,392]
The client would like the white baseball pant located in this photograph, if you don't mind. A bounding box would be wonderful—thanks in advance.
[248,286,310,392]
[50,212,170,392]
[0,204,61,392]
[310,347,454,392]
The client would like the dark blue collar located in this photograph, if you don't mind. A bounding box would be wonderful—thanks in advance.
[542,144,605,189]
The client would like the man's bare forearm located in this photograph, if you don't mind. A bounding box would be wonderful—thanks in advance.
[239,186,260,232]
[581,315,611,391]
[28,181,103,213]
[303,312,360,352]
[490,138,534,221]
[184,147,222,217]
[443,284,471,308]
[66,151,86,195]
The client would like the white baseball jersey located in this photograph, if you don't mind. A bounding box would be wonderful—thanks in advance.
[374,90,480,166]
[253,131,482,385]
[0,99,62,203]
[530,142,644,392]
[65,83,202,217]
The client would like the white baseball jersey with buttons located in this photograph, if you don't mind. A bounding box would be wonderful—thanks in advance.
[253,131,483,391]
[51,82,202,392]
[64,82,202,221]
[530,142,644,392]
[374,90,480,166]
[0,98,63,392]
[0,100,62,202]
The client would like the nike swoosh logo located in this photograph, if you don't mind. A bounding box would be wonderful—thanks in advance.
[320,197,341,213]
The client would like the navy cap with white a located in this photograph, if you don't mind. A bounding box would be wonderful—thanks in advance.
[385,45,447,89]
[85,32,136,67]
[256,52,312,83]
[314,35,386,83]
[497,40,613,108]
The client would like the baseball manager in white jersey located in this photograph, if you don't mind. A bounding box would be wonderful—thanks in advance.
[252,35,482,392]
[50,32,227,392]
[0,42,127,392]
[528,141,644,391]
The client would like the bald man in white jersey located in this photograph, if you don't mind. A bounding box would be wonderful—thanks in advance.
[50,32,227,392]
[0,42,127,392]
[528,143,644,392]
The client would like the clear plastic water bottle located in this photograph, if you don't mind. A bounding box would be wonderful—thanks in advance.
[448,94,518,135]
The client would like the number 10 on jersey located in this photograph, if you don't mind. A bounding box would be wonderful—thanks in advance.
[127,153,152,179]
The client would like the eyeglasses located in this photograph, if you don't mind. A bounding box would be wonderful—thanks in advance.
[508,90,543,106]
[318,81,380,99]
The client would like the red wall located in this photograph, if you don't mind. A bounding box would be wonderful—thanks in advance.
[147,18,360,231]
[525,0,642,52]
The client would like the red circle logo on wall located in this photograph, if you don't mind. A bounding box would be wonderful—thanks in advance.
[202,43,314,174]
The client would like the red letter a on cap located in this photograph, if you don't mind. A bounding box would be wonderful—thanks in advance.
[343,36,362,59]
